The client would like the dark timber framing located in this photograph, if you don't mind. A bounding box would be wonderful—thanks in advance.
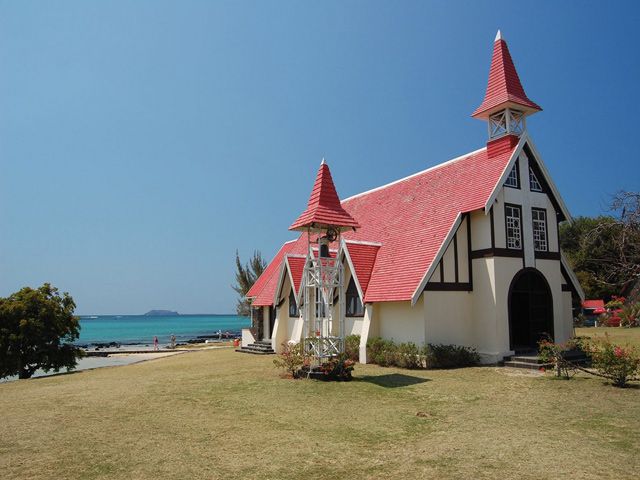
[490,207,495,249]
[425,213,472,293]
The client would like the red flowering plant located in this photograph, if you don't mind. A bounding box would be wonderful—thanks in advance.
[318,354,355,381]
[588,334,640,387]
[273,342,306,379]
[538,337,582,379]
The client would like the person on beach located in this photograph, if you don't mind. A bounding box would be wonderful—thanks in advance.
[170,334,176,349]
[153,336,159,351]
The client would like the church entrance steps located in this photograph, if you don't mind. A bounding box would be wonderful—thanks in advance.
[236,340,275,355]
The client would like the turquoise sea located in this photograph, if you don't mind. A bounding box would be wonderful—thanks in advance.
[77,314,249,346]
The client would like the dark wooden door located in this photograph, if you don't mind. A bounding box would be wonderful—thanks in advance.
[268,306,276,339]
[509,269,554,351]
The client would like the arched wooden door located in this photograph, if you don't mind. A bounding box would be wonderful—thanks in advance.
[508,269,554,351]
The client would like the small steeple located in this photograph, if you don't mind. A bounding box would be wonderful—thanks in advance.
[473,31,541,140]
[289,160,360,232]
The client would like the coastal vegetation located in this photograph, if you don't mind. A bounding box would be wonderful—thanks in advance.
[560,190,640,300]
[232,250,266,316]
[0,283,81,379]
[1,332,639,479]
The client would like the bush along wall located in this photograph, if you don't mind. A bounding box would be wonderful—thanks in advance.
[365,336,480,369]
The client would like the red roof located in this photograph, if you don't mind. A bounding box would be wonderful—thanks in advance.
[582,299,605,313]
[254,142,519,305]
[286,255,306,295]
[289,161,360,231]
[246,240,296,306]
[345,241,380,297]
[472,32,541,119]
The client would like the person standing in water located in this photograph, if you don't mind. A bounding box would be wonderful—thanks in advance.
[153,336,159,351]
[170,334,176,349]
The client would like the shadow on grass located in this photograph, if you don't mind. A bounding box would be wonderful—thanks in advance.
[355,373,431,388]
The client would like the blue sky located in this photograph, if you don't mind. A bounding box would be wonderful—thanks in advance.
[1,1,638,314]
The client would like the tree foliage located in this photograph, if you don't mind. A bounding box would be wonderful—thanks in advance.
[560,191,640,299]
[232,250,266,316]
[0,284,81,379]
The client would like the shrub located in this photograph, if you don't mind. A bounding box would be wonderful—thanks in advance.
[366,337,397,367]
[618,302,640,328]
[538,338,581,378]
[344,334,361,361]
[273,342,306,378]
[396,342,422,369]
[587,335,640,387]
[319,354,355,381]
[423,343,480,369]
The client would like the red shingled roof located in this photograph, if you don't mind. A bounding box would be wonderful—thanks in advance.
[286,256,306,295]
[247,240,296,306]
[289,161,360,232]
[345,241,380,297]
[253,141,519,306]
[472,32,541,119]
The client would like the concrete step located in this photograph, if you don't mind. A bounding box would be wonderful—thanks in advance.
[235,341,275,355]
[504,360,552,370]
[236,348,274,355]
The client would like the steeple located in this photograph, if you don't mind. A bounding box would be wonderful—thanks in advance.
[473,31,541,140]
[289,160,359,232]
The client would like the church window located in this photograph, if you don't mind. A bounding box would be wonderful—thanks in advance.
[532,208,548,251]
[346,278,364,317]
[505,204,522,249]
[505,161,520,188]
[288,289,298,317]
[529,167,543,192]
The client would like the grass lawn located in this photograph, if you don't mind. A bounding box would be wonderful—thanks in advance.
[1,348,639,480]
[576,326,640,348]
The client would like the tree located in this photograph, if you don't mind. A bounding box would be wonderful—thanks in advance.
[232,250,267,316]
[560,191,640,299]
[0,284,81,379]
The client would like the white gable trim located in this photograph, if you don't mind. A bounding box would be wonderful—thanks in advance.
[272,260,289,308]
[483,134,528,213]
[561,252,585,301]
[524,136,573,222]
[483,132,572,222]
[411,212,463,306]
[341,240,365,301]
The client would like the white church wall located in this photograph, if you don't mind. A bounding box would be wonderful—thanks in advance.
[471,210,492,250]
[377,299,425,345]
[424,291,473,346]
[535,259,572,344]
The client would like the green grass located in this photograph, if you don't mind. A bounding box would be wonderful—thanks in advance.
[576,326,640,348]
[1,347,639,480]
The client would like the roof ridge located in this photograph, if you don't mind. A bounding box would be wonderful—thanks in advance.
[342,146,487,203]
[344,239,383,247]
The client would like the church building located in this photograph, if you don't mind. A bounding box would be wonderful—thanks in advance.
[244,31,584,364]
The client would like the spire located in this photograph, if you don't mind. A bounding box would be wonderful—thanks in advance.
[472,31,541,119]
[289,160,360,232]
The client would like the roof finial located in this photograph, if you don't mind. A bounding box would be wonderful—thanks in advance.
[495,29,502,42]
[321,157,326,165]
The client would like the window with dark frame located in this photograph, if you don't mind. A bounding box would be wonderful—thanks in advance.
[505,161,520,188]
[505,204,522,249]
[529,166,543,192]
[532,208,548,251]
[346,278,364,317]
[288,289,298,317]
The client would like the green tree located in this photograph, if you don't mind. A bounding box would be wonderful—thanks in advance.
[232,250,267,316]
[560,191,640,299]
[0,284,81,379]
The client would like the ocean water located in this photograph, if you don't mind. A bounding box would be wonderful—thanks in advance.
[77,314,249,345]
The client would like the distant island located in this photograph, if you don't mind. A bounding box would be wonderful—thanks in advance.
[144,310,179,316]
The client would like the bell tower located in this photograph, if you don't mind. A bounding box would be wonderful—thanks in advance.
[472,31,541,140]
[289,159,359,365]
